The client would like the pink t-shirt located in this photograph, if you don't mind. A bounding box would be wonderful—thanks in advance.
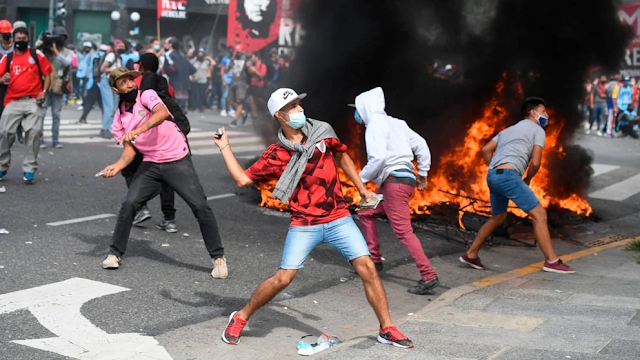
[112,89,189,163]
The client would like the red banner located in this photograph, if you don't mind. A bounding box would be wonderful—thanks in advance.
[227,0,282,54]
[158,0,188,19]
[619,2,640,75]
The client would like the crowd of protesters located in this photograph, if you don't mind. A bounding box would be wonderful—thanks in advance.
[584,74,640,139]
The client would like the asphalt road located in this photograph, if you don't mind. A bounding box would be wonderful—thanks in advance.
[0,108,637,359]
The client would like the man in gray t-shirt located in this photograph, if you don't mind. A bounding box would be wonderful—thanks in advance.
[488,119,546,176]
[459,97,576,274]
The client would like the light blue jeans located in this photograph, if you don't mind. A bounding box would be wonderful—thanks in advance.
[40,93,63,143]
[99,76,117,131]
[280,216,371,269]
[220,84,230,111]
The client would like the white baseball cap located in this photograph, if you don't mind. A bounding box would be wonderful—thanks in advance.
[83,41,92,48]
[267,88,307,116]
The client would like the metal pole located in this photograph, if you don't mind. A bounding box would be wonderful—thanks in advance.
[48,0,55,32]
[206,4,224,54]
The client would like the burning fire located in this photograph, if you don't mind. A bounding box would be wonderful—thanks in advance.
[257,74,593,219]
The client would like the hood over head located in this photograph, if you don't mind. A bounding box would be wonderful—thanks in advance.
[354,87,386,125]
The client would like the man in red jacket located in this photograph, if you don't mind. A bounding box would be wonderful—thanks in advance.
[0,26,52,183]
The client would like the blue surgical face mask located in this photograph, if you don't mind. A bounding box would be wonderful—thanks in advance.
[535,111,549,128]
[354,110,363,124]
[153,45,161,51]
[287,111,306,129]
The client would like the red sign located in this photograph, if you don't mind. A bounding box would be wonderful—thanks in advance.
[227,0,282,54]
[619,2,640,74]
[158,0,188,19]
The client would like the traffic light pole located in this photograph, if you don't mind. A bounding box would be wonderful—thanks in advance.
[48,0,55,32]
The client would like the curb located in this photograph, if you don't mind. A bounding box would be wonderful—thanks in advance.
[413,236,638,319]
[320,236,638,357]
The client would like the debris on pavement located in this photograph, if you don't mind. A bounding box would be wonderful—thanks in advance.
[0,229,8,234]
[0,186,5,193]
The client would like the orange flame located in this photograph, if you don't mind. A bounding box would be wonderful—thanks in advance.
[258,74,592,218]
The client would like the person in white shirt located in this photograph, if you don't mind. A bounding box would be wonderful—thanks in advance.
[351,87,439,295]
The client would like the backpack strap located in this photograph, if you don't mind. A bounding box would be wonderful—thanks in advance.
[30,48,43,80]
[5,52,12,74]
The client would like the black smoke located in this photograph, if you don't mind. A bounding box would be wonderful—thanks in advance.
[283,0,631,201]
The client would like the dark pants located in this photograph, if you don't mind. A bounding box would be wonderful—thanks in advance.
[109,155,224,259]
[121,151,176,220]
[190,83,208,111]
[589,103,606,130]
[79,84,103,121]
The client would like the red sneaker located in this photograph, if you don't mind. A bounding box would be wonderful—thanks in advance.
[459,253,485,270]
[222,311,247,345]
[543,259,576,274]
[377,326,414,348]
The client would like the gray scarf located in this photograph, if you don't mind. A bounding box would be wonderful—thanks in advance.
[273,118,338,203]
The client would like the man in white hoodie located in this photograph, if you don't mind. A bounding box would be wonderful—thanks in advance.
[352,87,439,295]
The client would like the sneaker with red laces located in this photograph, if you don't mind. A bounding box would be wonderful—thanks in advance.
[222,311,247,344]
[377,326,414,348]
[542,259,576,274]
[459,253,485,270]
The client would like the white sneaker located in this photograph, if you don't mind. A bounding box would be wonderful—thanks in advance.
[77,106,84,111]
[220,110,228,117]
[228,109,236,117]
[102,255,121,269]
[211,257,228,279]
[585,130,591,135]
[597,131,603,137]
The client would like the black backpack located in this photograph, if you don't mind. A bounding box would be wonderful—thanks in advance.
[5,49,43,85]
[92,53,106,80]
[139,73,191,135]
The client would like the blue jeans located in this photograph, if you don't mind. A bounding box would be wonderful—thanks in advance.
[99,76,117,131]
[41,93,62,143]
[280,216,370,269]
[487,168,540,214]
[589,103,606,131]
[220,84,230,111]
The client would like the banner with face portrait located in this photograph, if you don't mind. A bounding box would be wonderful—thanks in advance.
[619,2,640,76]
[227,0,303,55]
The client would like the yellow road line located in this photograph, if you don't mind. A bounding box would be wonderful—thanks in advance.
[472,237,638,288]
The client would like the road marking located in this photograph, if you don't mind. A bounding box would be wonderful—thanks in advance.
[472,237,637,288]
[591,163,620,177]
[192,145,266,155]
[207,193,237,201]
[47,214,115,226]
[0,278,173,359]
[589,172,640,201]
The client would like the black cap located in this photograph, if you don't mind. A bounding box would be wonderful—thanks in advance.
[138,52,159,73]
[13,27,28,36]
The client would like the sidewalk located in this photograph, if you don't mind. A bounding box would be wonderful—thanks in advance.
[321,241,640,360]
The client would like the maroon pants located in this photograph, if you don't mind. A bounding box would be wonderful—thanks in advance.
[358,182,438,281]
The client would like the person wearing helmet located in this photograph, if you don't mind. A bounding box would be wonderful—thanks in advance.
[36,26,72,149]
[0,20,13,57]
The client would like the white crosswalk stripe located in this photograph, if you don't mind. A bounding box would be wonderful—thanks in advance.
[41,120,266,155]
[589,163,640,202]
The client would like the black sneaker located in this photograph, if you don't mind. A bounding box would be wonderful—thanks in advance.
[374,262,384,272]
[132,207,152,225]
[155,219,177,233]
[100,130,113,139]
[407,276,440,295]
[229,120,238,128]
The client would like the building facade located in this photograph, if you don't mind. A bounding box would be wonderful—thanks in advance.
[0,0,229,53]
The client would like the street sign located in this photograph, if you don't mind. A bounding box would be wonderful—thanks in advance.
[0,278,173,360]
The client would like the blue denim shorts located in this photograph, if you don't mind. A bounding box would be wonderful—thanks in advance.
[280,216,371,269]
[487,168,540,214]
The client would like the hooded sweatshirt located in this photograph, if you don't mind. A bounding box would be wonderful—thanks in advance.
[355,87,431,187]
